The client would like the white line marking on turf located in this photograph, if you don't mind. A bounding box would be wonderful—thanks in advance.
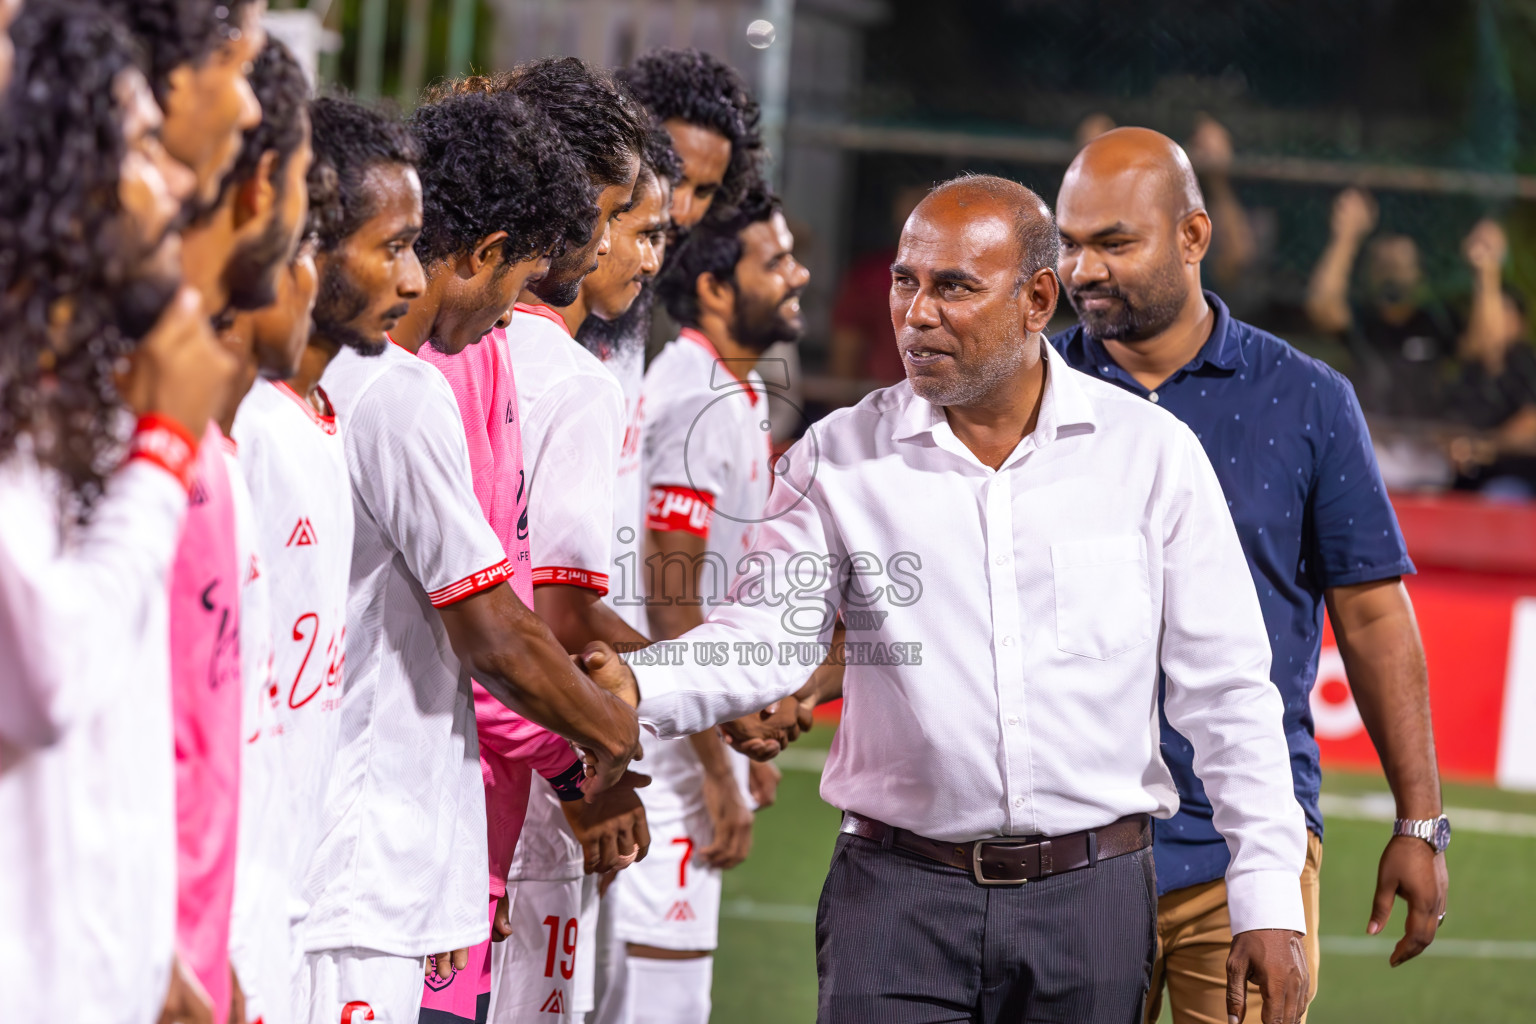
[1319,792,1536,837]
[722,901,1536,958]
[774,747,828,772]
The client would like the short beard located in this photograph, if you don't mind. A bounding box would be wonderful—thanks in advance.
[907,328,1032,408]
[312,261,383,356]
[1067,253,1188,344]
[115,268,181,341]
[578,285,652,361]
[530,263,583,308]
[732,288,803,353]
[225,212,297,313]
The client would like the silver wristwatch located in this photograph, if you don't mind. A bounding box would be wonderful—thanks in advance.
[1393,814,1451,854]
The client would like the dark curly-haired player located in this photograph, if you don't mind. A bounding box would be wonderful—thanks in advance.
[618,47,764,230]
[299,92,642,1024]
[101,0,266,211]
[0,4,236,1022]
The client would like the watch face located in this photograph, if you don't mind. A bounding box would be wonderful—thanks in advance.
[1434,816,1452,851]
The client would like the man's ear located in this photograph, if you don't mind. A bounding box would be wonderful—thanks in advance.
[467,231,510,278]
[1021,267,1060,335]
[234,150,280,229]
[697,270,733,320]
[1180,209,1214,266]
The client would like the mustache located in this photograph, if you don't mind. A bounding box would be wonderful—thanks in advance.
[381,303,410,321]
[1067,283,1128,304]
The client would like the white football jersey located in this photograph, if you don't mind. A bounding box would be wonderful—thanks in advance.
[306,343,511,956]
[502,304,625,596]
[0,454,183,1024]
[638,328,770,816]
[599,341,648,632]
[223,439,292,1024]
[232,379,354,935]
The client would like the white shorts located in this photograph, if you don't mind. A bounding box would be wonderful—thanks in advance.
[295,947,426,1024]
[610,804,723,952]
[487,876,599,1022]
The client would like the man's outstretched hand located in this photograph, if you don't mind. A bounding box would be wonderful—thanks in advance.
[1227,929,1308,1024]
[722,699,804,761]
[580,641,639,708]
[561,770,652,875]
[1369,836,1448,966]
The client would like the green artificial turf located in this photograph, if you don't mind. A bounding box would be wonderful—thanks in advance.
[709,725,1536,1023]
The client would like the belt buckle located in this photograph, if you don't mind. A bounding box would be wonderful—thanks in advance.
[971,838,1035,886]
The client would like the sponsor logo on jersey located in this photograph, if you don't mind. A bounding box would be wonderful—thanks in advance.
[540,989,566,1013]
[664,899,697,922]
[287,517,318,547]
[340,1002,374,1024]
[245,553,261,584]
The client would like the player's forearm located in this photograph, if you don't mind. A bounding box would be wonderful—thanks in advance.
[1461,264,1506,363]
[1329,583,1442,819]
[533,583,649,655]
[646,598,705,643]
[686,728,737,780]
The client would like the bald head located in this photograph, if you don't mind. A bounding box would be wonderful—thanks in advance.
[917,174,1059,285]
[1065,127,1204,220]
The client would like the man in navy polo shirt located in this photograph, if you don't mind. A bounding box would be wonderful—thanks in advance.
[1053,128,1449,1024]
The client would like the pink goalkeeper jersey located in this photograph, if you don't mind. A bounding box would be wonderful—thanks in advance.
[169,424,243,1022]
[420,333,580,896]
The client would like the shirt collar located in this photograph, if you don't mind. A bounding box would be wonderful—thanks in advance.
[679,327,760,405]
[891,340,1096,459]
[515,302,572,337]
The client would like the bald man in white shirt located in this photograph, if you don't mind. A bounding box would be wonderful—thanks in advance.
[592,173,1310,1024]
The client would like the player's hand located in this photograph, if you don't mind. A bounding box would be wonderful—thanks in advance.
[722,700,802,761]
[1187,113,1235,176]
[426,949,469,981]
[228,965,246,1024]
[117,285,236,438]
[1226,929,1308,1024]
[1330,188,1377,243]
[157,955,214,1024]
[749,759,781,809]
[561,771,652,874]
[1368,835,1448,966]
[492,893,513,943]
[580,641,639,708]
[697,763,754,870]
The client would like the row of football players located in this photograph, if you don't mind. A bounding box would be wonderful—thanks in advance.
[0,3,824,1023]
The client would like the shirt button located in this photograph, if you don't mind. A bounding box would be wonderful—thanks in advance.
[1149,392,1160,404]
[1007,715,1020,726]
[994,554,1008,565]
[1002,636,1014,647]
[1014,797,1025,808]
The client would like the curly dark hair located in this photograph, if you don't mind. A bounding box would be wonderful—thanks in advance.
[641,122,683,189]
[618,48,764,209]
[307,95,421,251]
[501,56,651,188]
[656,187,781,328]
[409,90,595,270]
[0,3,179,510]
[97,0,256,101]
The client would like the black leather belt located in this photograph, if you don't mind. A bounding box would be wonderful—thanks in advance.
[840,811,1151,886]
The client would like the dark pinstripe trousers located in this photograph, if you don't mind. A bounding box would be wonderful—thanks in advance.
[815,833,1157,1024]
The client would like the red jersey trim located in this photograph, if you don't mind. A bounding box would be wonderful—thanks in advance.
[515,302,572,338]
[427,559,515,607]
[678,328,759,406]
[646,485,715,538]
[219,434,238,456]
[126,414,200,490]
[275,381,338,435]
[531,566,611,596]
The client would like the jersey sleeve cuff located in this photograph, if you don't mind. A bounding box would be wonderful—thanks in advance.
[126,414,200,490]
[1226,868,1307,936]
[646,485,715,537]
[531,566,610,596]
[544,758,588,802]
[427,559,515,607]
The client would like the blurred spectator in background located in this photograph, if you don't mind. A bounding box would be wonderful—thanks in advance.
[1306,188,1457,418]
[1075,111,1117,147]
[1446,218,1536,496]
[827,185,925,386]
[1187,114,1258,292]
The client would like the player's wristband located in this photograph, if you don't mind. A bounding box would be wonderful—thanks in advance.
[547,759,587,802]
[127,414,200,490]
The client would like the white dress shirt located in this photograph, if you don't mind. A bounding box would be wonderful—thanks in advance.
[634,343,1307,935]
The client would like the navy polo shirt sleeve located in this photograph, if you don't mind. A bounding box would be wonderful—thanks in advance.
[1307,377,1416,588]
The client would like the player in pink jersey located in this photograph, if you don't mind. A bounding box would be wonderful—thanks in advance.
[398,87,651,1024]
[0,9,232,1021]
[299,95,640,1024]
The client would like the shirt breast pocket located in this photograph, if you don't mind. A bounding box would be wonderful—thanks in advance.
[1050,535,1153,660]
